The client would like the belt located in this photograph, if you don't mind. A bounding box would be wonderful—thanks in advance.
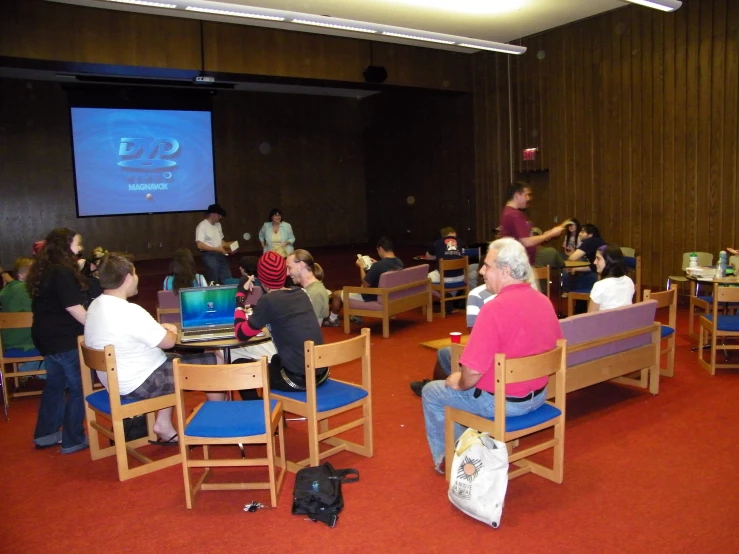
[473,385,546,402]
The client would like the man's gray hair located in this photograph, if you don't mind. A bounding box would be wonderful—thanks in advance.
[488,238,532,281]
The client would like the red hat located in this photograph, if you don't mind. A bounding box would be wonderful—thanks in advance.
[257,251,286,290]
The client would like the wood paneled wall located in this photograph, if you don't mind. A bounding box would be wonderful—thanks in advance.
[0,79,367,263]
[474,0,739,289]
[363,91,475,246]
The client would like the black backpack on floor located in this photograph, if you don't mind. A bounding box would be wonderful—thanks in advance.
[291,462,359,527]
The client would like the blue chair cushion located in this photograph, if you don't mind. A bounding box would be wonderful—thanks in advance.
[502,403,561,432]
[273,379,368,412]
[571,288,592,294]
[624,257,637,269]
[695,296,712,304]
[3,347,41,358]
[703,315,739,332]
[185,399,279,438]
[661,326,675,338]
[85,389,140,415]
[443,281,466,289]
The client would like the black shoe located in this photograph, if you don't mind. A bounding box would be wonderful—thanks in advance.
[410,379,431,397]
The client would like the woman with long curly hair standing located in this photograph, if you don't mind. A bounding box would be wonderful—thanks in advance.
[27,228,89,454]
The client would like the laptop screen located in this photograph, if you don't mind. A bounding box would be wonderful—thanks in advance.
[179,285,237,330]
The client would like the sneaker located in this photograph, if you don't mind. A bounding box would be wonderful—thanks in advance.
[349,316,364,325]
[34,430,62,449]
[323,318,341,327]
[60,437,89,455]
[410,379,431,397]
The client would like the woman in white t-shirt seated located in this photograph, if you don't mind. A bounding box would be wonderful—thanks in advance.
[163,248,208,292]
[588,244,635,312]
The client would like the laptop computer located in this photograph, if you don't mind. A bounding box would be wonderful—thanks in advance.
[178,285,238,343]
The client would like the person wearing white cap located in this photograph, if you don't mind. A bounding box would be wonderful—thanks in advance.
[195,203,233,285]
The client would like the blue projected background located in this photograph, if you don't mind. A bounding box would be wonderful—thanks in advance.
[180,287,236,328]
[70,107,216,216]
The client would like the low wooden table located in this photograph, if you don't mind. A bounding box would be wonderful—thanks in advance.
[419,334,470,351]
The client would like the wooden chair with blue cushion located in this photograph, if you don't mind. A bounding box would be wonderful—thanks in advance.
[643,285,677,377]
[0,312,45,420]
[173,356,286,509]
[79,337,182,481]
[431,256,470,319]
[271,328,372,473]
[697,283,739,376]
[444,339,567,484]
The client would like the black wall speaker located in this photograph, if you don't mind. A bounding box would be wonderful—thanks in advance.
[363,65,388,84]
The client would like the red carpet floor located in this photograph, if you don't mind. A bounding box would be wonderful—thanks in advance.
[1,252,737,553]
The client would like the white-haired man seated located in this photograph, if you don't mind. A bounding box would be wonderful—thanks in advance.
[421,238,563,473]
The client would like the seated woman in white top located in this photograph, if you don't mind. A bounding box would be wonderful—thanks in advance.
[588,244,635,312]
[162,248,208,292]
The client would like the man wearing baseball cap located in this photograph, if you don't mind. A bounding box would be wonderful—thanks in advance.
[232,251,328,399]
[195,203,234,284]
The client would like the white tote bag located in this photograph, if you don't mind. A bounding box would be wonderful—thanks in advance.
[448,428,509,528]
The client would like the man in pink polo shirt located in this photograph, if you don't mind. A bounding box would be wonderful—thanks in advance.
[421,237,562,473]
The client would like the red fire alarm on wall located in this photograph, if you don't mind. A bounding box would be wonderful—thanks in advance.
[522,148,538,161]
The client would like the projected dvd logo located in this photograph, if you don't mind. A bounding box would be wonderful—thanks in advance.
[118,138,180,199]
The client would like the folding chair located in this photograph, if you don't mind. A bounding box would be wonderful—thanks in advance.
[79,338,181,481]
[271,328,372,473]
[445,339,567,484]
[643,285,677,377]
[173,356,286,508]
[431,257,470,319]
[697,283,739,376]
[0,312,45,419]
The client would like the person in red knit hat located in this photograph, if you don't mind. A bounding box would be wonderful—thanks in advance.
[233,251,328,399]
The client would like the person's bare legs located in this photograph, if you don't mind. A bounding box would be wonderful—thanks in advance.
[152,407,177,441]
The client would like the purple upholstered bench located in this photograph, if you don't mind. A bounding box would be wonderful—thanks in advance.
[341,264,432,338]
[558,300,661,396]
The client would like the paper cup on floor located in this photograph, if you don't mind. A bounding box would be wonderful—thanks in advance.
[450,332,462,344]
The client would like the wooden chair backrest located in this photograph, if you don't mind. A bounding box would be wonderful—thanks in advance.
[173,357,266,392]
[533,265,551,297]
[715,283,739,304]
[438,256,469,282]
[78,338,121,398]
[0,311,34,330]
[643,285,677,330]
[620,247,636,257]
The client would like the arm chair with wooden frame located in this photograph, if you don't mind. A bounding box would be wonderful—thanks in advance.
[697,282,739,376]
[532,265,551,299]
[0,312,45,420]
[342,264,432,339]
[567,256,642,316]
[173,356,286,509]
[444,339,567,484]
[643,285,678,377]
[78,337,182,481]
[270,328,372,473]
[431,256,470,319]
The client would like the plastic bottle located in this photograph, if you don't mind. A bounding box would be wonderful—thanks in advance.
[689,252,698,268]
[716,251,727,278]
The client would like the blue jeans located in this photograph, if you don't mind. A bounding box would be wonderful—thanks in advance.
[200,251,232,285]
[421,380,546,471]
[437,347,452,376]
[34,349,86,449]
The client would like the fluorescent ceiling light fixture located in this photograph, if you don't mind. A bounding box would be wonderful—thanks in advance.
[394,0,525,15]
[458,42,526,54]
[623,0,682,11]
[292,20,376,34]
[381,32,454,45]
[185,7,285,21]
[108,0,176,7]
